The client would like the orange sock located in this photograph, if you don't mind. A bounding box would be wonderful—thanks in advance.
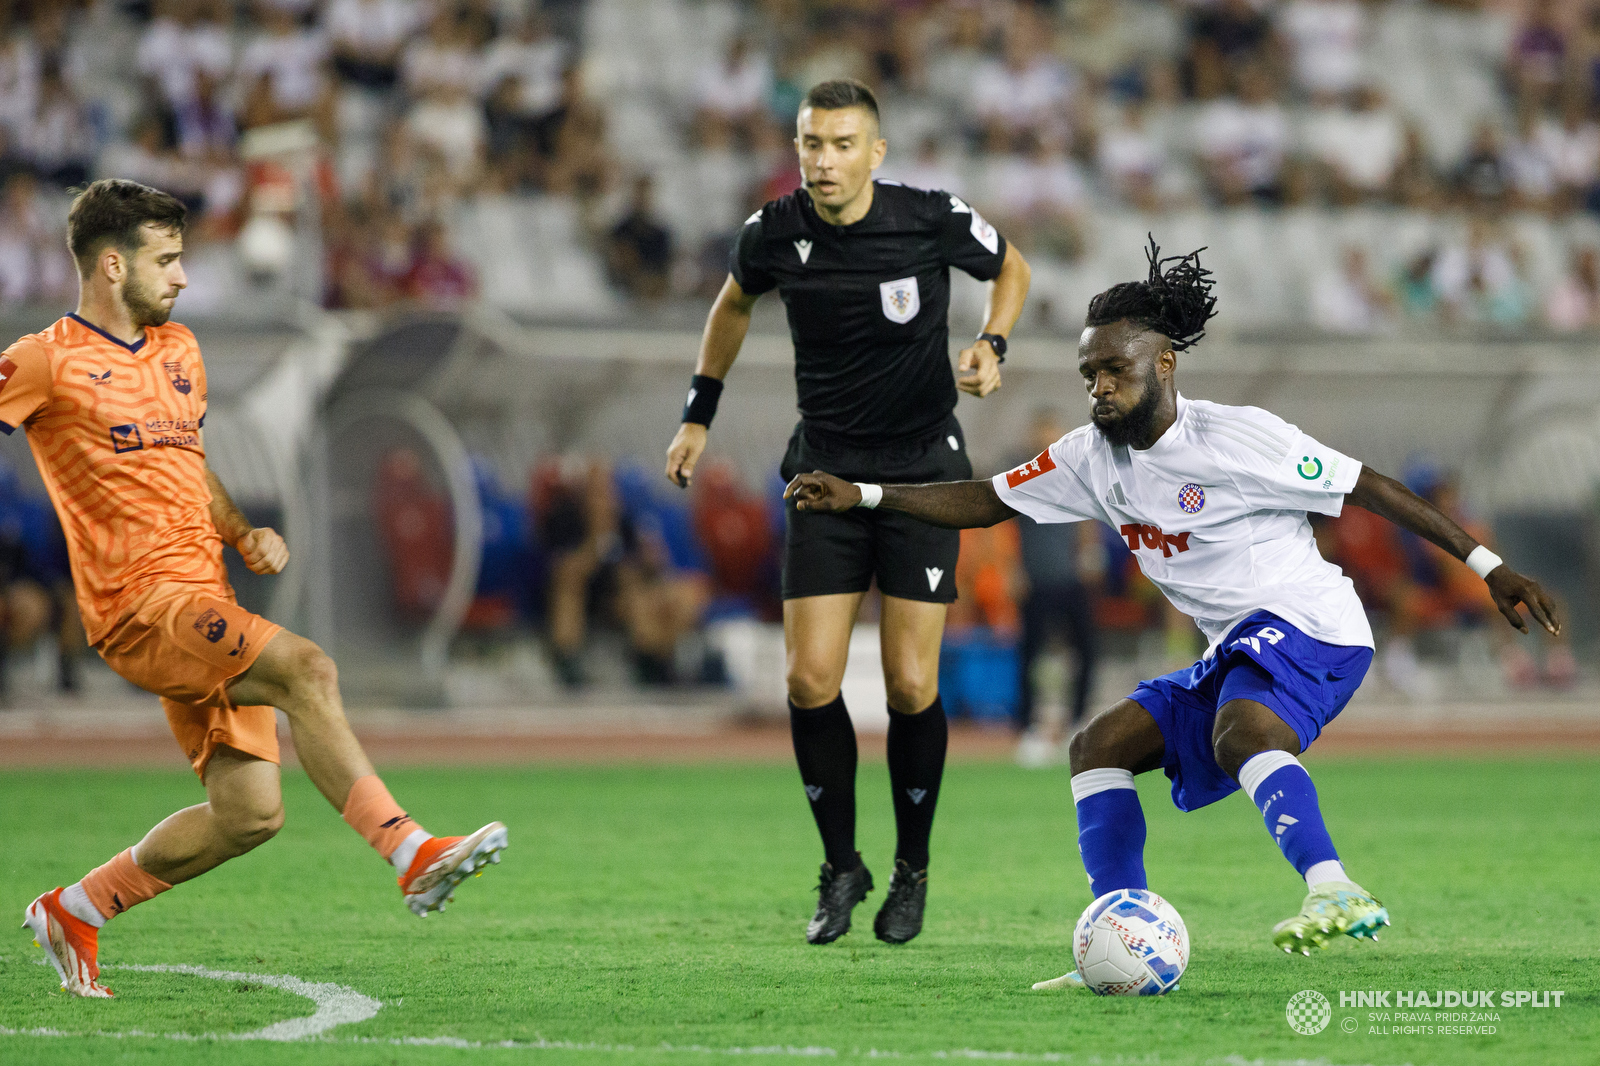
[341,775,427,861]
[80,848,172,922]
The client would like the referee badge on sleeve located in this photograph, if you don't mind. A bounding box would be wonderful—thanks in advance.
[880,277,920,323]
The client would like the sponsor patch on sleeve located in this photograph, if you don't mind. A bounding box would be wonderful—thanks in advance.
[1004,449,1057,488]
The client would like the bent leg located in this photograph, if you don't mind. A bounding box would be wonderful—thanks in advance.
[784,594,865,870]
[1214,691,1345,889]
[130,745,285,885]
[228,630,428,871]
[1067,699,1167,896]
[58,746,280,930]
[880,595,950,871]
[227,629,372,807]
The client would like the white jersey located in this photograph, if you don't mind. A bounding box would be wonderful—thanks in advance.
[993,394,1372,657]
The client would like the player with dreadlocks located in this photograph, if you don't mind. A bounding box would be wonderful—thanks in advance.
[784,237,1562,982]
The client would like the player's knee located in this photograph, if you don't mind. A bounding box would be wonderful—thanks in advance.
[882,668,934,714]
[219,800,284,855]
[785,661,840,708]
[1211,723,1271,782]
[286,642,340,703]
[1066,726,1100,775]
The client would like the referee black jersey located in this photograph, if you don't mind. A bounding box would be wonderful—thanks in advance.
[730,180,1009,447]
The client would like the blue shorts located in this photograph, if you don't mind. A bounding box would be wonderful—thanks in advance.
[1128,610,1373,813]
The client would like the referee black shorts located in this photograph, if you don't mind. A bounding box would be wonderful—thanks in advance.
[780,416,972,604]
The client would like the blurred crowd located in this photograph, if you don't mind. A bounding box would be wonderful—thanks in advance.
[358,413,1573,713]
[5,0,1600,329]
[371,447,780,687]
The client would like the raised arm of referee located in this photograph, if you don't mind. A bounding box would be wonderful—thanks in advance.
[665,78,1030,946]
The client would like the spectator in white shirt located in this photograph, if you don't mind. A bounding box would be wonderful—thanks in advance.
[0,30,41,136]
[402,7,480,101]
[1096,99,1168,211]
[694,35,772,146]
[1277,0,1367,101]
[1301,85,1403,204]
[136,0,233,111]
[1310,247,1394,334]
[1195,63,1289,204]
[482,12,569,183]
[1537,96,1600,210]
[481,12,568,124]
[1431,216,1529,325]
[406,80,487,190]
[970,14,1079,150]
[19,63,93,188]
[983,134,1089,259]
[238,0,331,122]
[327,0,421,90]
[0,172,74,307]
[1504,107,1558,212]
[1545,246,1600,331]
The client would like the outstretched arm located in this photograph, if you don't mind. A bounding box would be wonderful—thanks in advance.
[1346,466,1558,635]
[665,275,760,488]
[784,471,1018,529]
[205,465,289,575]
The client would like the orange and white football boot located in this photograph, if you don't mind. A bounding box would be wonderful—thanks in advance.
[399,822,508,917]
[23,888,113,997]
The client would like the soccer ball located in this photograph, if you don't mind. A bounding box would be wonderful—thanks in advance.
[1073,888,1189,996]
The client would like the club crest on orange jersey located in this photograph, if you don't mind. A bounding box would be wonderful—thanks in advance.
[0,356,16,394]
[193,609,228,643]
[164,361,191,395]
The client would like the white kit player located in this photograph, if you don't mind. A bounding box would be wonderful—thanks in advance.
[783,240,1561,982]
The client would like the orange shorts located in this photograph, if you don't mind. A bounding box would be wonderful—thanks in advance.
[94,588,284,778]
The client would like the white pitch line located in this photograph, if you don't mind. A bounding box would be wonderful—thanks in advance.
[0,961,1430,1066]
[110,963,382,1040]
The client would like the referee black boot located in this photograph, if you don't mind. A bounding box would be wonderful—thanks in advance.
[806,854,873,945]
[873,859,928,944]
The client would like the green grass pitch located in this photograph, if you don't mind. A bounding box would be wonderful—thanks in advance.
[0,756,1595,1065]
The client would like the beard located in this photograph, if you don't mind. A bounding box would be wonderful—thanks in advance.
[1092,363,1163,448]
[122,264,172,328]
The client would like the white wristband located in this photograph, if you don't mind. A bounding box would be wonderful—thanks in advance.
[1465,545,1503,579]
[854,483,883,509]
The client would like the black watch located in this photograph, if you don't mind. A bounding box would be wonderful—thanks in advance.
[976,332,1007,361]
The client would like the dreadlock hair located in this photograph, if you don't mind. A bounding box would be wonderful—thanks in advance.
[1085,235,1218,350]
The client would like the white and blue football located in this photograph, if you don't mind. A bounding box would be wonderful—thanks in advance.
[1073,888,1189,996]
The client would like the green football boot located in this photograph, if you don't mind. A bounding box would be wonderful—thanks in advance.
[1272,881,1390,955]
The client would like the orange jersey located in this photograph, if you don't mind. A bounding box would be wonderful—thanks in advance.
[0,314,221,642]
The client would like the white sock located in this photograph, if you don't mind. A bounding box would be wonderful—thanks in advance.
[1304,860,1353,891]
[60,882,106,928]
[389,829,431,875]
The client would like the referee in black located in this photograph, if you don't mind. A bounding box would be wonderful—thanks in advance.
[664,79,1031,945]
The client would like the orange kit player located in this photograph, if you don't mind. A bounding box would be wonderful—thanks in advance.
[12,179,508,998]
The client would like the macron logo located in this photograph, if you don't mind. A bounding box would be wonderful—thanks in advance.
[794,239,813,264]
[925,567,944,591]
[906,788,928,805]
[805,785,824,801]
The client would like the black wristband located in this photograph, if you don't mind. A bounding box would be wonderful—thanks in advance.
[682,374,724,426]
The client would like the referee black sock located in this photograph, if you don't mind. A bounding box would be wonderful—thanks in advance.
[789,694,859,871]
[887,695,948,872]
